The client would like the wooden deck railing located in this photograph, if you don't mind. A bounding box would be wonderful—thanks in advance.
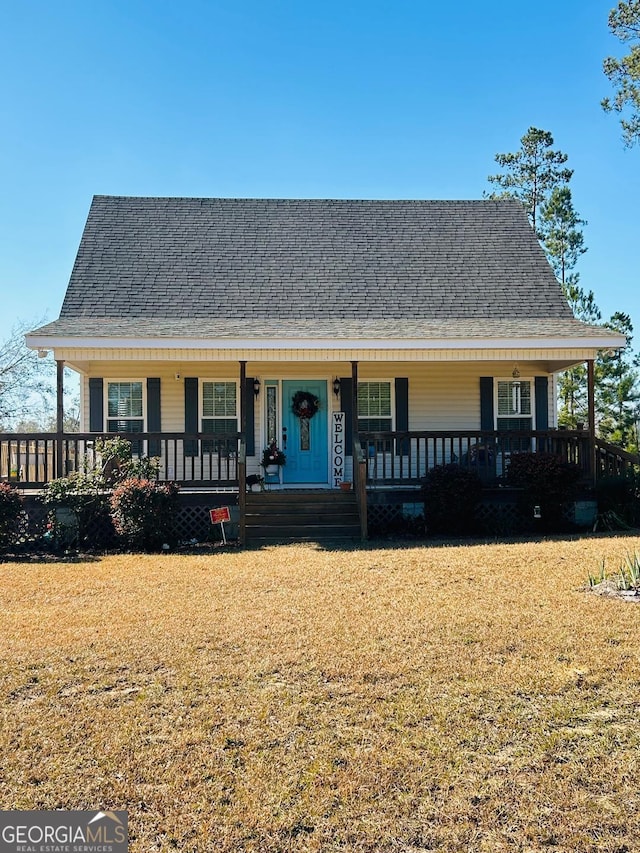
[594,438,640,479]
[1,430,637,490]
[357,429,625,486]
[0,432,243,489]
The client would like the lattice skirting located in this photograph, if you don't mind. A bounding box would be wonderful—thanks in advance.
[7,494,239,551]
[5,491,599,551]
[367,503,405,532]
[368,497,567,537]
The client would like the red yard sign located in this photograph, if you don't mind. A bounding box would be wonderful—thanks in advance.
[210,506,231,524]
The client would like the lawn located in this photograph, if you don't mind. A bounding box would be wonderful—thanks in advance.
[1,535,639,852]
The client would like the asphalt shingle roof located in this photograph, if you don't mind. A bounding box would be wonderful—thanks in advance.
[33,196,613,342]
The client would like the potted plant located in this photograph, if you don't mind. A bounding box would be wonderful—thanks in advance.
[261,440,286,475]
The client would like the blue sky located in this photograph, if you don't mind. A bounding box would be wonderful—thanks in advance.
[1,0,637,346]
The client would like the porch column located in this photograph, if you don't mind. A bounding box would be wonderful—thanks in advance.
[351,360,359,455]
[56,359,64,477]
[238,361,247,546]
[587,359,596,483]
[239,360,247,436]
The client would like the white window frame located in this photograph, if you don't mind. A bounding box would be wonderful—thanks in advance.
[357,380,395,430]
[358,380,395,454]
[199,379,239,451]
[494,377,535,428]
[104,379,146,433]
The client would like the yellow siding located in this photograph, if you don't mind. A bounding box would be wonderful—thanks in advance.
[80,360,554,434]
[77,360,562,482]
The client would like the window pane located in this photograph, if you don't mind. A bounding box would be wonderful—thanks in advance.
[300,416,310,451]
[497,417,532,431]
[358,382,391,417]
[358,417,392,432]
[266,385,278,445]
[107,382,143,418]
[497,381,531,416]
[202,418,238,453]
[201,418,237,436]
[203,382,236,417]
[107,419,143,433]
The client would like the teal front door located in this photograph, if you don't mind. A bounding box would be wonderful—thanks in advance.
[282,380,328,484]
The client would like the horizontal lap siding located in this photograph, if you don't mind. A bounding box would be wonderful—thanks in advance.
[81,361,553,431]
[80,362,554,476]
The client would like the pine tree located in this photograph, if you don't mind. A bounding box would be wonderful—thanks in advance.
[602,0,640,147]
[486,127,573,233]
[596,312,640,450]
[558,285,603,429]
[487,129,639,445]
[539,187,586,286]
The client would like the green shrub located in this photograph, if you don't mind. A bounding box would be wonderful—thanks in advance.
[596,472,640,527]
[94,437,160,483]
[0,482,23,546]
[42,438,162,550]
[506,452,582,531]
[421,464,483,536]
[43,471,113,549]
[110,478,179,552]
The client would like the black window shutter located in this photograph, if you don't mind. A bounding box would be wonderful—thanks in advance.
[480,377,494,431]
[535,376,549,430]
[395,378,409,454]
[340,377,353,454]
[89,378,104,432]
[147,378,161,456]
[245,379,255,456]
[184,377,198,457]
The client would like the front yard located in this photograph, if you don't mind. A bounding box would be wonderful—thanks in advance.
[1,536,639,852]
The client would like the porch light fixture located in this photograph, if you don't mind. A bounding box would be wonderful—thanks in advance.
[253,378,261,398]
[512,365,520,379]
[333,377,341,397]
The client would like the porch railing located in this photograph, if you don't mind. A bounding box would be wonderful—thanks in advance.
[1,429,637,491]
[594,438,640,479]
[358,429,625,486]
[0,432,242,489]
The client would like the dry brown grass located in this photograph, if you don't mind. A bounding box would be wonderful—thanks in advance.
[1,534,640,852]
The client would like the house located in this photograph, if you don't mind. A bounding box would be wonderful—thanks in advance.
[20,196,629,540]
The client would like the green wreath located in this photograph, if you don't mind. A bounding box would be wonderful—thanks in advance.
[292,390,320,419]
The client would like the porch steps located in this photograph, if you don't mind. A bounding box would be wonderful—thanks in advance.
[244,490,361,546]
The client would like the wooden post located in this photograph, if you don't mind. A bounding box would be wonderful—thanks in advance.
[56,359,64,478]
[357,452,368,541]
[238,361,247,545]
[238,440,247,547]
[587,359,596,483]
[351,360,359,459]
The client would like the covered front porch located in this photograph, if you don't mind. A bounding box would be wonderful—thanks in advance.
[2,426,637,545]
[8,339,637,542]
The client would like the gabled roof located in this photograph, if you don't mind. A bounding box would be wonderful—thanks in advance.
[30,196,621,347]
